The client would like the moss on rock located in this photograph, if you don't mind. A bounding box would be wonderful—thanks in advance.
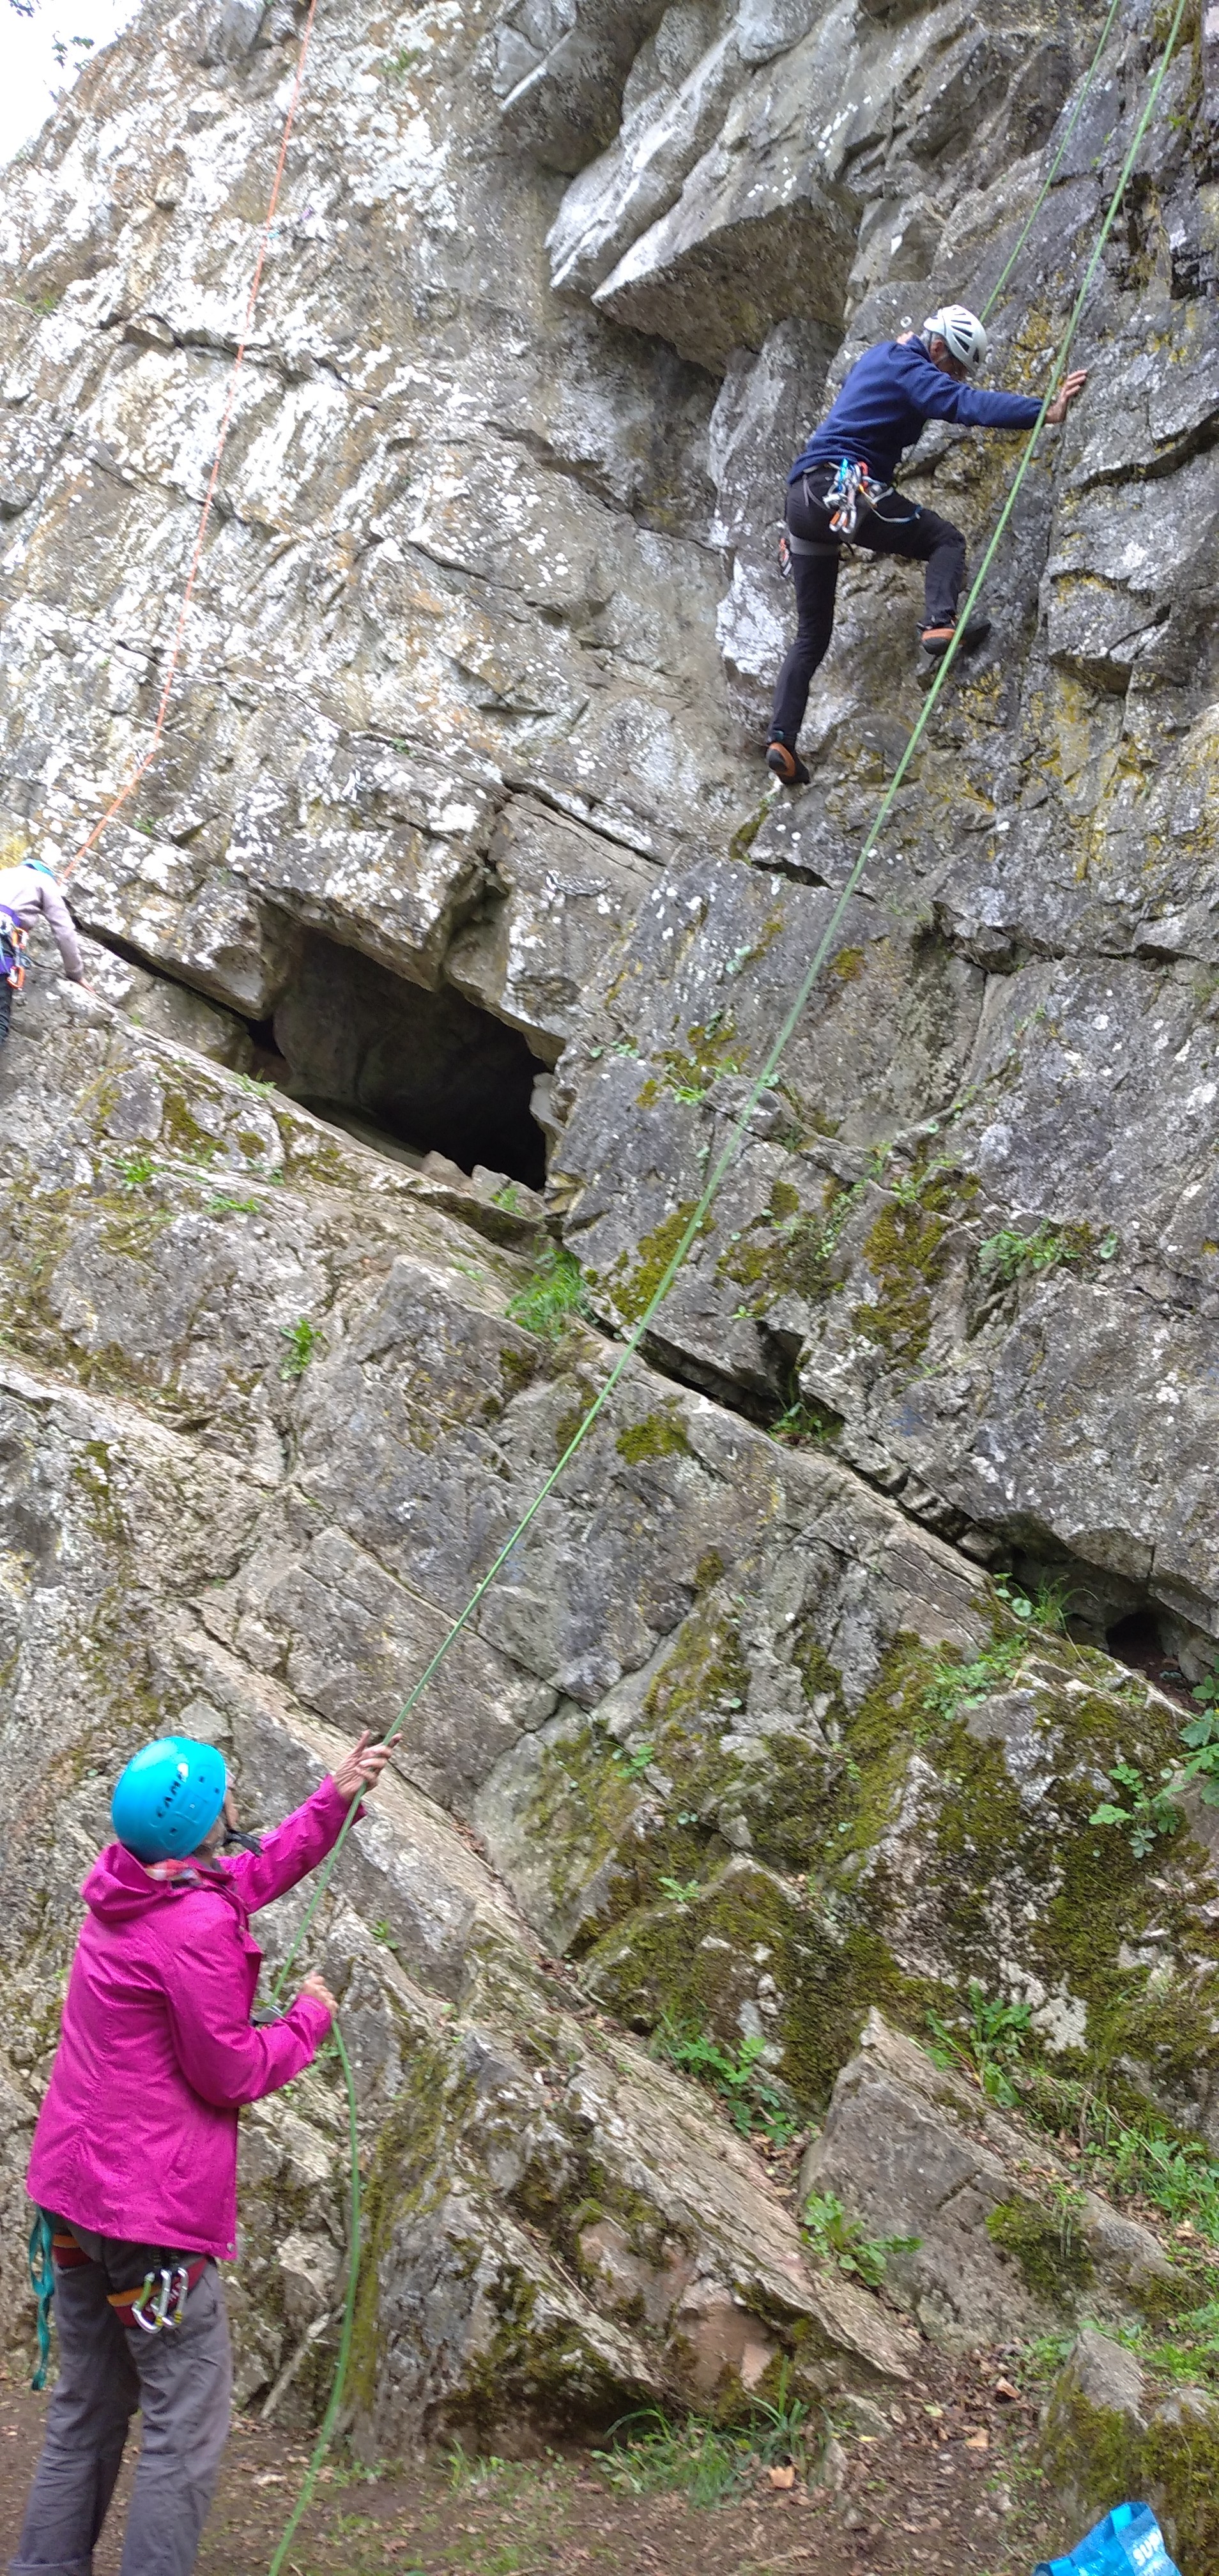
[985,2197,1095,2308]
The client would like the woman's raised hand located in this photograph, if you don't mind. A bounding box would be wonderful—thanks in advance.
[331,1729,393,1803]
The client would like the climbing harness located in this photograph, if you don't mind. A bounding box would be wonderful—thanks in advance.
[1,905,27,993]
[778,464,918,577]
[262,8,1190,2566]
[825,456,892,538]
[26,2223,208,2372]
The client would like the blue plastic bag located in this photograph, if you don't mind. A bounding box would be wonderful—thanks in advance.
[1036,2503,1180,2576]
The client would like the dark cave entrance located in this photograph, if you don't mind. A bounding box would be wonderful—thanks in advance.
[259,930,548,1190]
[1104,1608,1192,1707]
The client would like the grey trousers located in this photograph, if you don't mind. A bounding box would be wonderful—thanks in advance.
[8,2260,232,2576]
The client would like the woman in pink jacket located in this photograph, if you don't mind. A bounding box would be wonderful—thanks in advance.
[10,1726,390,2576]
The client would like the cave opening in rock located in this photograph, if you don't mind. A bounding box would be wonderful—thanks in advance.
[263,928,548,1189]
[1105,1608,1190,1703]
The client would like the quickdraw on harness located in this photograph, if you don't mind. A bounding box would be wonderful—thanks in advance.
[0,903,27,993]
[111,2262,207,2334]
[778,457,908,578]
[825,455,893,539]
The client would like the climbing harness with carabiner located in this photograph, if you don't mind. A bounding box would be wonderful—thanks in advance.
[1,905,27,993]
[825,454,892,537]
[115,2262,201,2334]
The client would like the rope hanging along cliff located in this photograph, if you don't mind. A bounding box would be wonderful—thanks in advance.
[263,4,1191,2561]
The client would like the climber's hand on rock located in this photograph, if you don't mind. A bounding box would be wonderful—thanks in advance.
[331,1729,393,1802]
[1046,367,1087,424]
[299,1972,339,2017]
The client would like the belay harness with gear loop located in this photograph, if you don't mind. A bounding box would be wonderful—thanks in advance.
[26,2219,209,2365]
[778,455,916,577]
[1,903,28,993]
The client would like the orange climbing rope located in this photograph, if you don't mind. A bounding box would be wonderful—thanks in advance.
[61,0,321,885]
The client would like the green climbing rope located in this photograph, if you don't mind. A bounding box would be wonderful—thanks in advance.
[266,1,1190,2553]
[981,0,1124,323]
[266,2024,361,2576]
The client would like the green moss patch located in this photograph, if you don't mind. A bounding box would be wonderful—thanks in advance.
[616,1406,693,1465]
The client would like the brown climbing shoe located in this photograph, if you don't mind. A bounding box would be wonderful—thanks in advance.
[919,615,992,659]
[765,740,811,785]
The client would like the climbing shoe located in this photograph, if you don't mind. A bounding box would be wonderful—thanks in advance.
[919,615,992,660]
[765,739,811,786]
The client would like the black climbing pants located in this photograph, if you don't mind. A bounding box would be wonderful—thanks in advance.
[0,967,12,1050]
[769,468,968,746]
[9,2237,231,2576]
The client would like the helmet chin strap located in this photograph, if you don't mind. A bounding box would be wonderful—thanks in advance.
[221,1827,263,1853]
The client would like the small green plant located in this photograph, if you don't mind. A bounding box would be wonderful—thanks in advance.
[1090,1662,1219,1857]
[614,1740,656,1781]
[651,2017,797,2147]
[279,1317,322,1379]
[657,1874,702,1904]
[594,2371,815,2507]
[801,2191,919,2288]
[979,1222,1117,1286]
[769,1396,840,1446]
[132,817,156,838]
[206,1193,259,1216]
[492,1182,521,1212]
[506,1241,592,1340]
[382,42,425,75]
[1089,1759,1182,1859]
[926,1979,1032,2107]
[1177,1659,1219,1809]
[921,1632,1025,1723]
[993,1572,1076,1634]
[593,2411,753,2508]
[118,1151,157,1190]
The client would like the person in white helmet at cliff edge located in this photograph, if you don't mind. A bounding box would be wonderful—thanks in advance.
[765,303,1088,786]
[0,854,87,1045]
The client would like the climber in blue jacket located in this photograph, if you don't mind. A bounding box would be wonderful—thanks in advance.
[765,304,1087,784]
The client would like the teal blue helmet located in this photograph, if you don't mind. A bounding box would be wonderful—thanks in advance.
[111,1737,227,1862]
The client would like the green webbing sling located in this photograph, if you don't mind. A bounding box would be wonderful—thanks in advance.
[28,2209,54,2391]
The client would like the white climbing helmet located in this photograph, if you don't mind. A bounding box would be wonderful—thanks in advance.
[922,304,990,377]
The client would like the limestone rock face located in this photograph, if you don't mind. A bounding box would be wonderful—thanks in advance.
[802,2013,1172,2349]
[3,0,1219,2457]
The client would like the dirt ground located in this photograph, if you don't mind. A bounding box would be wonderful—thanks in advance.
[0,2344,1064,2576]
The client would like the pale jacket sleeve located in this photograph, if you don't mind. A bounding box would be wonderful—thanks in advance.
[38,878,84,979]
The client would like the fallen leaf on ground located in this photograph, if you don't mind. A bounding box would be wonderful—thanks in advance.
[963,2431,989,2453]
[767,2464,797,2489]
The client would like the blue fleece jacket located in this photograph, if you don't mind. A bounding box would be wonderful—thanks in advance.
[789,337,1042,486]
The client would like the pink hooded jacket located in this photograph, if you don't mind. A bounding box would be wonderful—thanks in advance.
[26,1778,351,2258]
